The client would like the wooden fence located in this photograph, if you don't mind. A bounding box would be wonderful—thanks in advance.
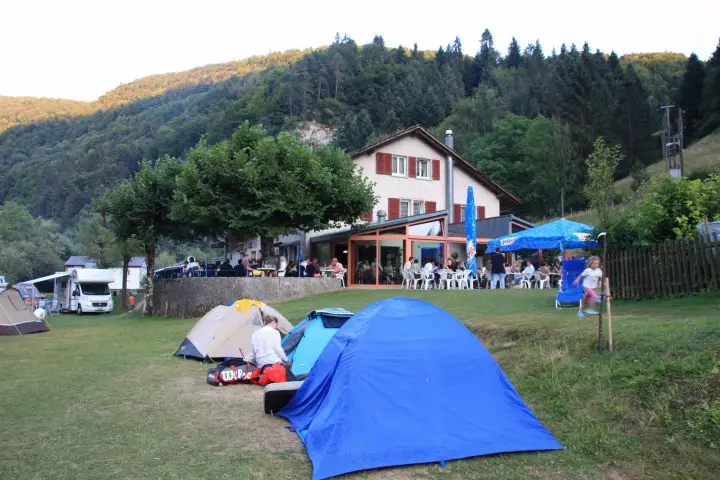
[606,235,720,300]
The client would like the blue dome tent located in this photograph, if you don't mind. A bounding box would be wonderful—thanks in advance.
[487,218,597,252]
[282,308,353,377]
[279,298,562,479]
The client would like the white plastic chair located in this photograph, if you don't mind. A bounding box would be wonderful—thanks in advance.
[439,271,454,290]
[421,271,435,290]
[334,269,346,288]
[520,274,533,289]
[536,271,550,289]
[453,271,467,289]
[411,272,423,290]
[467,271,478,289]
[401,269,413,289]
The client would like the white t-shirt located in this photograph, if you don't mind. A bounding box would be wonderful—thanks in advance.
[246,325,288,367]
[423,262,435,274]
[581,268,603,289]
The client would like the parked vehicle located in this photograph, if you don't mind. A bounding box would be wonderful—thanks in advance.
[27,268,115,314]
[0,275,7,293]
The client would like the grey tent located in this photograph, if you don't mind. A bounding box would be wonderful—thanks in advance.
[0,288,49,335]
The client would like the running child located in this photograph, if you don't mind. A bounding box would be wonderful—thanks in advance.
[573,256,602,318]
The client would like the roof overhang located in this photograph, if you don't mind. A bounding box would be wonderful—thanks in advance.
[26,272,71,284]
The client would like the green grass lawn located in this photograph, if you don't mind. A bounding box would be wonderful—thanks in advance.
[2,290,719,479]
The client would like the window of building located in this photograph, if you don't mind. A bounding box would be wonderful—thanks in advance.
[400,199,410,218]
[459,205,466,222]
[416,158,430,179]
[412,200,425,215]
[392,155,407,176]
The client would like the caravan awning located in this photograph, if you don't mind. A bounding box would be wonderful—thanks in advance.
[26,272,70,284]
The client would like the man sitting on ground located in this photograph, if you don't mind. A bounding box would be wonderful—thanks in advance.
[245,316,291,368]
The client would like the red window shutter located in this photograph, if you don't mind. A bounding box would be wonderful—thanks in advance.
[361,210,374,222]
[432,159,441,180]
[426,201,436,213]
[376,152,389,175]
[388,198,400,220]
[384,153,392,174]
[408,156,417,177]
[453,204,462,222]
[477,206,486,219]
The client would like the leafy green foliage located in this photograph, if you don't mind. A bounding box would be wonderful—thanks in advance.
[607,174,720,247]
[101,157,183,314]
[0,201,72,283]
[585,138,622,229]
[466,115,575,217]
[172,122,376,241]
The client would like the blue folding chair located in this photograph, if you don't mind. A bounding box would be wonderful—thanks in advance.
[555,259,586,309]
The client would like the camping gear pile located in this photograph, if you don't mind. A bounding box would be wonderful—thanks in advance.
[175,297,562,478]
[0,287,49,335]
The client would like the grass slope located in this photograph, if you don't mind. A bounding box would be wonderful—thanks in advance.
[1,290,719,479]
[566,130,720,226]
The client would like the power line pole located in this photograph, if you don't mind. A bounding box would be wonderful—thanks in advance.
[677,108,685,176]
[660,105,683,178]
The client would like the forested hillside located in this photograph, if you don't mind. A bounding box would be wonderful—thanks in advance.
[1,32,718,225]
[0,96,94,132]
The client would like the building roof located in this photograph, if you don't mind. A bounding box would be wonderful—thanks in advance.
[64,256,97,267]
[311,211,455,244]
[128,256,146,268]
[448,214,535,239]
[350,125,522,205]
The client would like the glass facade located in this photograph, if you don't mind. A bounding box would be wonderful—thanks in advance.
[353,240,377,284]
[379,239,404,285]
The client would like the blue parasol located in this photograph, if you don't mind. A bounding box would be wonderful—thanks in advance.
[486,218,598,252]
[465,186,477,276]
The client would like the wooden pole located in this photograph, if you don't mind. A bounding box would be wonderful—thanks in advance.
[605,277,614,352]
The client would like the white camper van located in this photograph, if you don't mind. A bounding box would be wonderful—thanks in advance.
[28,268,115,314]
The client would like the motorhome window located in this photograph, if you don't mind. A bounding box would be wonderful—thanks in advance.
[79,283,110,295]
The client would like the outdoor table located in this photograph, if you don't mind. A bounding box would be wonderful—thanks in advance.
[320,268,335,278]
[255,267,276,277]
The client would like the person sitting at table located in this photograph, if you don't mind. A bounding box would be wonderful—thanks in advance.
[445,258,455,272]
[305,259,317,277]
[514,260,536,285]
[330,258,344,274]
[277,256,288,277]
[233,259,246,277]
[299,258,308,277]
[219,258,233,277]
[311,258,321,277]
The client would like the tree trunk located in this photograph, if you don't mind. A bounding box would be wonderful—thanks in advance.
[144,243,156,316]
[261,236,275,264]
[121,254,130,311]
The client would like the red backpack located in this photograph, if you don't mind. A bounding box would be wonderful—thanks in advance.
[249,363,293,385]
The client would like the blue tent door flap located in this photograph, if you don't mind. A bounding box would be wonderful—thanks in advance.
[279,298,562,479]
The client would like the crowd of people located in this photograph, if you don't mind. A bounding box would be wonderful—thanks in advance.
[169,255,346,280]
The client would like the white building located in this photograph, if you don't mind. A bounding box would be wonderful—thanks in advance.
[277,124,521,271]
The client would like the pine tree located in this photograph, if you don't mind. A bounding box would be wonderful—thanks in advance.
[677,53,706,141]
[700,39,720,136]
[506,37,522,68]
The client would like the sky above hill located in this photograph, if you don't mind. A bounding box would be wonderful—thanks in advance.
[3,0,718,101]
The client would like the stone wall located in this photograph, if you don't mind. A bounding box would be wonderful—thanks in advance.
[153,277,342,318]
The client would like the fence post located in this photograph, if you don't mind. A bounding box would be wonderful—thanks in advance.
[696,235,708,290]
